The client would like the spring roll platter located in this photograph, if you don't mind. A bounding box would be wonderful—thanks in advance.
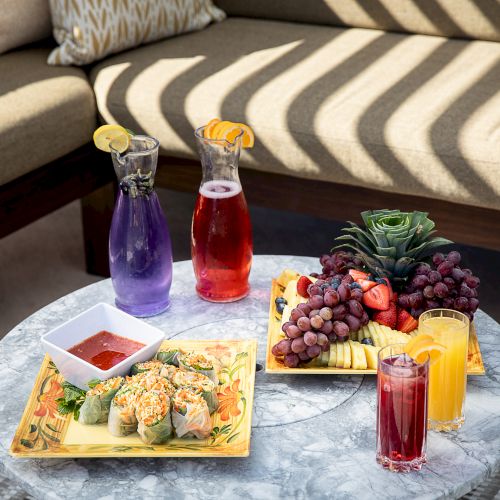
[10,339,257,458]
[266,277,485,375]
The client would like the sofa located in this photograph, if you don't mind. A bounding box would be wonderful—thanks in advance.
[1,0,499,276]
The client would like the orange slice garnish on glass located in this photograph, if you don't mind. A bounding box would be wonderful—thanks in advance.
[204,119,255,148]
[231,123,254,148]
[210,120,232,139]
[203,118,221,139]
[404,334,446,365]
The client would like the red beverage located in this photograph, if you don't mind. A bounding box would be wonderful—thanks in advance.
[191,180,253,302]
[376,346,429,472]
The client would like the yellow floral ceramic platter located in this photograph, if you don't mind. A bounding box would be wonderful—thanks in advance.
[10,339,257,458]
[266,278,485,375]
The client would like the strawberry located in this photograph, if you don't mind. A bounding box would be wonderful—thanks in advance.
[397,308,418,333]
[373,302,397,329]
[349,269,369,282]
[363,284,390,311]
[296,276,313,298]
[381,277,395,301]
[357,279,378,292]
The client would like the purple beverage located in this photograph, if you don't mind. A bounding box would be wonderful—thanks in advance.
[109,135,172,317]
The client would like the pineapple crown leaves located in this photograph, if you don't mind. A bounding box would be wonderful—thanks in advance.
[333,209,453,282]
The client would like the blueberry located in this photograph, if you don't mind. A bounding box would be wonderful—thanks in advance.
[332,278,341,287]
[276,302,286,315]
[361,338,374,346]
[275,297,287,305]
[349,283,362,290]
[375,278,385,284]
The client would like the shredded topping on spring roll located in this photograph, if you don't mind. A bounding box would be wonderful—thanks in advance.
[132,360,164,373]
[173,388,206,416]
[179,352,214,371]
[87,376,124,396]
[136,391,170,426]
[171,371,215,393]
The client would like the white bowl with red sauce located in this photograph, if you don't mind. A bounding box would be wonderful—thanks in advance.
[41,303,164,390]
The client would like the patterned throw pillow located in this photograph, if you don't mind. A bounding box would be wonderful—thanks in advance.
[48,0,225,65]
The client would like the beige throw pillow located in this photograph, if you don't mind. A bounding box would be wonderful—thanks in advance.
[48,0,225,65]
[0,0,52,54]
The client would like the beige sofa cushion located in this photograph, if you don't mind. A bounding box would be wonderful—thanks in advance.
[215,0,500,42]
[0,49,96,186]
[0,1,52,54]
[90,18,500,211]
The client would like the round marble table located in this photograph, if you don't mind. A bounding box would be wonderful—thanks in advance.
[1,256,499,499]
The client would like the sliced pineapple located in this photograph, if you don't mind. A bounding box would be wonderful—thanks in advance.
[335,341,344,368]
[283,280,298,307]
[280,305,292,329]
[368,322,380,347]
[277,269,301,288]
[349,340,368,370]
[376,323,388,346]
[360,325,371,342]
[319,349,330,367]
[328,342,337,367]
[363,344,379,369]
[343,341,351,369]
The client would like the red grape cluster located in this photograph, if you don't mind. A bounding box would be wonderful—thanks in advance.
[310,251,363,280]
[271,274,369,367]
[398,251,480,320]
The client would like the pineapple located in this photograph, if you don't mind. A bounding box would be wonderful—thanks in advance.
[334,209,452,286]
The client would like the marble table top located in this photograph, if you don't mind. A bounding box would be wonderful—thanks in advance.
[0,255,499,499]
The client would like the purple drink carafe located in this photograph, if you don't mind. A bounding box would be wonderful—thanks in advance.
[109,135,172,316]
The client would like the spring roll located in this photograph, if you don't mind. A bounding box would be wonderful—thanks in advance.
[78,376,124,425]
[136,391,173,445]
[130,359,164,376]
[108,383,145,436]
[159,364,179,380]
[178,351,219,385]
[128,372,176,397]
[171,370,218,413]
[171,388,212,439]
[156,348,179,366]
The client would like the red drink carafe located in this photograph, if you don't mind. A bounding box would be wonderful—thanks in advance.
[191,126,253,302]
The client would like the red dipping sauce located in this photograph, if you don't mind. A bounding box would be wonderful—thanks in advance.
[67,330,145,370]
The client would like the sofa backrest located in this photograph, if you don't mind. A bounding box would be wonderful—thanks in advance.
[0,0,52,54]
[215,0,500,42]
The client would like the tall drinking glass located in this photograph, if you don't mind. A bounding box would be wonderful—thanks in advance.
[419,309,469,431]
[191,127,253,302]
[376,344,429,472]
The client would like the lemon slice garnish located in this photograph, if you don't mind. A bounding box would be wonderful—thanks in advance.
[93,124,130,153]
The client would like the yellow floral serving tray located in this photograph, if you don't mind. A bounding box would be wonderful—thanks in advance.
[266,279,485,375]
[10,339,257,458]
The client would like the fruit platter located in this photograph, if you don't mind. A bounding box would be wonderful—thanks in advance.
[11,339,257,458]
[266,210,485,375]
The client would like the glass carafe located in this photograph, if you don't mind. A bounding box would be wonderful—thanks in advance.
[191,127,253,302]
[109,135,173,316]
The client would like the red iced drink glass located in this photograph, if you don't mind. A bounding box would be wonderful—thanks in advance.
[191,127,253,302]
[376,344,429,472]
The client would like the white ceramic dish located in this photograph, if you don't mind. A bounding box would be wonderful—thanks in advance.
[41,303,164,389]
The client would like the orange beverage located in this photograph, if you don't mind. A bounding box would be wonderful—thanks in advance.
[419,309,469,431]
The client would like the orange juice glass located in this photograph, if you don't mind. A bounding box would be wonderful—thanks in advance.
[419,309,469,431]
